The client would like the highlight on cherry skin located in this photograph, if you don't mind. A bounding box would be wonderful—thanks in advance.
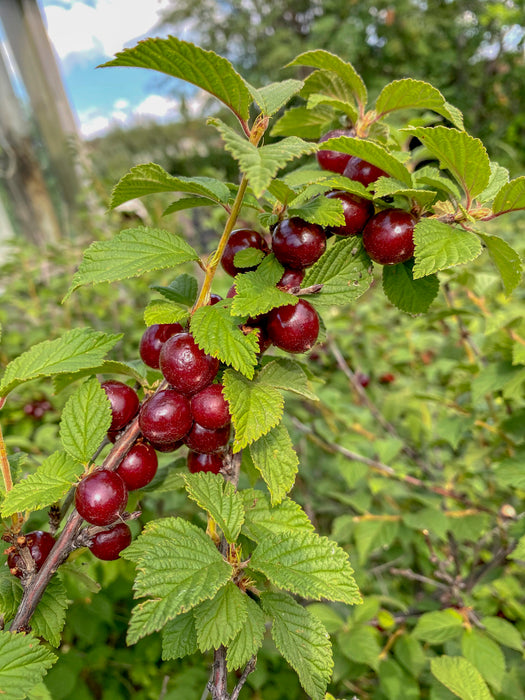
[75,469,128,527]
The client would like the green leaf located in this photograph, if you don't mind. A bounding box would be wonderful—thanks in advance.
[477,162,509,204]
[383,262,439,314]
[301,70,359,122]
[102,37,253,123]
[109,162,230,210]
[302,237,373,308]
[194,582,248,652]
[223,369,284,451]
[338,625,382,669]
[150,274,198,306]
[231,254,297,318]
[53,360,147,394]
[65,227,200,299]
[123,517,232,643]
[271,105,334,139]
[482,616,523,651]
[287,49,367,107]
[184,472,244,543]
[288,196,346,227]
[478,233,522,295]
[249,79,304,117]
[406,126,491,200]
[143,300,190,327]
[413,609,464,643]
[375,79,464,128]
[372,177,437,208]
[1,452,83,517]
[414,165,463,202]
[492,175,525,215]
[0,328,121,399]
[413,219,482,278]
[233,248,266,268]
[461,630,505,693]
[430,656,493,700]
[262,592,333,700]
[306,93,358,123]
[59,378,111,463]
[319,136,413,186]
[190,301,259,378]
[226,595,265,670]
[161,611,198,660]
[251,530,360,604]
[249,424,298,505]
[209,118,317,197]
[258,358,318,401]
[163,196,217,215]
[31,576,68,648]
[283,170,371,199]
[0,631,56,700]
[241,489,314,542]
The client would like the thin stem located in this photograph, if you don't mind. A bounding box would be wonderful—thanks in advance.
[230,657,257,700]
[0,419,21,529]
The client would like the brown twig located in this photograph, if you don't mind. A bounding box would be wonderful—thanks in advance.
[230,656,257,700]
[209,646,230,700]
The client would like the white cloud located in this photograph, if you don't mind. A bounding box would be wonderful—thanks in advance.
[134,94,180,120]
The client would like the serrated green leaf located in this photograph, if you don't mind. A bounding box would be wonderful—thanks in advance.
[414,165,463,202]
[271,105,334,139]
[258,358,318,401]
[241,489,314,542]
[233,248,266,268]
[383,262,439,314]
[163,196,218,216]
[59,378,111,463]
[306,93,359,122]
[0,328,121,399]
[161,610,198,660]
[492,175,525,214]
[209,118,317,197]
[1,452,83,517]
[288,49,367,108]
[194,582,248,652]
[372,177,437,208]
[0,631,56,700]
[478,162,509,204]
[375,79,463,128]
[289,196,345,227]
[249,79,304,117]
[301,70,359,121]
[223,369,284,452]
[150,274,198,306]
[123,517,232,643]
[144,300,190,327]
[413,609,464,643]
[262,592,333,700]
[226,595,265,670]
[65,227,200,299]
[477,233,522,296]
[53,360,147,394]
[102,37,253,123]
[282,170,370,199]
[406,126,491,200]
[482,616,523,651]
[251,530,360,604]
[190,301,258,378]
[302,236,373,308]
[184,472,244,543]
[462,630,505,693]
[430,656,493,700]
[413,219,482,278]
[31,576,68,648]
[249,424,298,505]
[231,254,297,318]
[319,136,413,186]
[0,568,22,622]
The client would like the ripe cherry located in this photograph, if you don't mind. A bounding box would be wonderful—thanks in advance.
[148,438,184,453]
[160,333,219,396]
[116,442,158,491]
[379,372,396,384]
[89,522,132,561]
[139,389,192,445]
[343,156,388,187]
[185,422,231,454]
[317,128,354,174]
[325,191,374,236]
[272,218,326,270]
[221,229,269,277]
[8,531,55,578]
[209,293,222,305]
[267,299,319,354]
[277,268,305,291]
[101,380,140,432]
[187,451,224,474]
[139,323,184,369]
[75,469,128,526]
[362,209,416,265]
[191,384,231,430]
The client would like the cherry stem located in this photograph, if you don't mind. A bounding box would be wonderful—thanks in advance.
[0,419,21,530]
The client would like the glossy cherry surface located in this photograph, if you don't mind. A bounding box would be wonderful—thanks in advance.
[185,422,230,454]
[191,384,231,430]
[316,128,354,174]
[75,469,128,526]
[116,442,158,491]
[148,438,184,453]
[187,450,224,474]
[7,531,56,578]
[101,380,139,431]
[343,156,388,187]
[362,209,416,265]
[266,299,319,354]
[325,191,374,236]
[89,523,132,561]
[221,229,269,277]
[272,218,326,270]
[138,389,192,444]
[277,268,305,291]
[160,332,219,396]
[139,323,184,369]
[209,293,223,305]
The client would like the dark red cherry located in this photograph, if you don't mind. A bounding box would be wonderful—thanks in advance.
[187,451,224,474]
[362,209,416,265]
[267,299,319,354]
[101,380,140,432]
[325,191,374,236]
[139,323,184,369]
[139,389,192,445]
[8,531,56,578]
[226,285,237,299]
[221,229,270,277]
[159,333,219,396]
[379,372,396,384]
[185,423,231,454]
[343,156,388,187]
[75,470,128,526]
[191,384,231,430]
[88,523,132,561]
[272,218,326,270]
[148,438,184,453]
[209,294,223,305]
[356,371,370,388]
[116,442,158,491]
[317,128,354,174]
[277,268,305,291]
